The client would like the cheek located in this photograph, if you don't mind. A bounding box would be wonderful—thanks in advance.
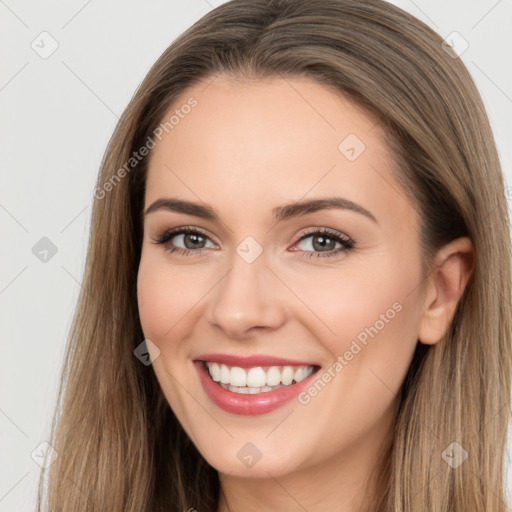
[280,257,422,462]
[136,254,206,419]
[136,254,208,343]
[285,253,422,372]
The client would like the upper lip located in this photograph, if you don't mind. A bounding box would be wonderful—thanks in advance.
[195,353,319,368]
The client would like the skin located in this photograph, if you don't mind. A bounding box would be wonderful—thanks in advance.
[136,75,474,511]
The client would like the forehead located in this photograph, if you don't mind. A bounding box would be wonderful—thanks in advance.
[144,75,411,227]
[149,74,384,163]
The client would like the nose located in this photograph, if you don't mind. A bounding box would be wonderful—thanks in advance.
[206,250,287,339]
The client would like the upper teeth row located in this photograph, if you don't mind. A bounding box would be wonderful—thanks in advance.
[206,362,314,388]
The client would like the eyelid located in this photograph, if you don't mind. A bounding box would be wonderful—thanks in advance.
[153,225,219,245]
[295,226,354,243]
[291,226,355,253]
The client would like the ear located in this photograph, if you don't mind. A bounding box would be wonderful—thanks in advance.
[418,237,474,345]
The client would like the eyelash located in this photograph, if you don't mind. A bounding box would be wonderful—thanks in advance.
[151,226,356,259]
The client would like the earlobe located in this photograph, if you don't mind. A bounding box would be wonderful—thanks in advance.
[418,237,474,345]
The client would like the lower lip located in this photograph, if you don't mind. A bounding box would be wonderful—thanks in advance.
[194,360,319,415]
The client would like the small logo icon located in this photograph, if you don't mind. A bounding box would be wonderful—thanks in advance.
[442,32,469,59]
[134,339,161,365]
[31,441,59,468]
[441,441,468,468]
[32,237,58,263]
[236,236,263,264]
[236,442,263,468]
[31,31,59,59]
[338,134,366,161]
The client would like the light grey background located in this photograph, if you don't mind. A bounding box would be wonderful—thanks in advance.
[1,1,511,510]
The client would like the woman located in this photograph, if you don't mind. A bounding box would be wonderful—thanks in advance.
[37,0,511,510]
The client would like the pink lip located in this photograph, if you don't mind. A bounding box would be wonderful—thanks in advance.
[194,358,320,416]
[195,352,318,368]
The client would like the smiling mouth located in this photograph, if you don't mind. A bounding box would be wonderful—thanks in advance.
[201,361,320,394]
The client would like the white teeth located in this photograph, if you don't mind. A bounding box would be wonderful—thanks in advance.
[205,362,316,392]
[294,367,306,383]
[247,367,267,387]
[220,364,230,384]
[266,366,281,386]
[209,362,221,382]
[281,366,294,385]
[230,367,247,387]
[228,385,249,394]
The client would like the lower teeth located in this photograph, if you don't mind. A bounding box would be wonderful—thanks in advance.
[219,381,293,394]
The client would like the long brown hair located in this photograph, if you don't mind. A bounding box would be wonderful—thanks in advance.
[37,0,511,510]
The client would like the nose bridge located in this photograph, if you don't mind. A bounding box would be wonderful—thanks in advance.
[207,246,285,337]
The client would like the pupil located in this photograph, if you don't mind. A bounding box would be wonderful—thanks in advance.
[313,235,335,251]
[185,234,205,249]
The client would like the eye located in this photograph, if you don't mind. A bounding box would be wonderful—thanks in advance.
[151,226,218,256]
[292,228,355,258]
[151,226,356,259]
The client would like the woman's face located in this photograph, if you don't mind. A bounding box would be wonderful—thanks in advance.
[137,75,427,479]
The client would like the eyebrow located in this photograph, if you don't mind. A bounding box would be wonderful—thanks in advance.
[144,196,378,224]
